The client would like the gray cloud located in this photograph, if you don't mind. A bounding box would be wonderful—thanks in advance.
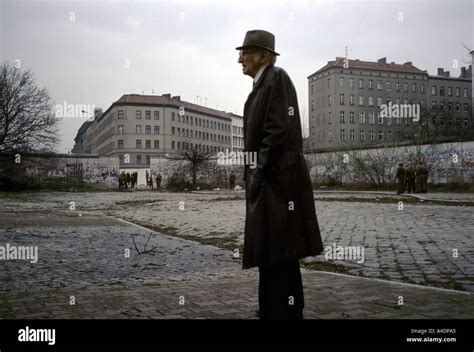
[1,0,471,152]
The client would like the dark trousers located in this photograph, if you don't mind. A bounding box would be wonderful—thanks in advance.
[258,260,304,319]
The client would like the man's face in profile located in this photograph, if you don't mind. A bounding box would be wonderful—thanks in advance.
[238,49,261,78]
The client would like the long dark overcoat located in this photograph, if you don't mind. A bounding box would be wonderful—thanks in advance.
[243,64,324,269]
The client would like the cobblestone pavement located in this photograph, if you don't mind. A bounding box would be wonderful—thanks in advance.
[0,190,473,293]
[0,268,472,319]
[0,190,473,319]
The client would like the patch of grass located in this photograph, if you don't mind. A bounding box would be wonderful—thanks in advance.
[300,260,349,274]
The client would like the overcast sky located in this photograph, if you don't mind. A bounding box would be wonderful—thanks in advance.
[1,0,472,153]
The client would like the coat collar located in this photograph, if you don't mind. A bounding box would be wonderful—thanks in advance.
[250,64,273,94]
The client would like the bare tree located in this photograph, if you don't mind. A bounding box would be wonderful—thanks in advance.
[165,140,216,190]
[0,62,58,152]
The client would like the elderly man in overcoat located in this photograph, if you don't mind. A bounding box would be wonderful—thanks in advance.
[236,29,324,319]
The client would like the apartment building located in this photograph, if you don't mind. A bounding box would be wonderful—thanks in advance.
[308,57,472,151]
[73,94,241,168]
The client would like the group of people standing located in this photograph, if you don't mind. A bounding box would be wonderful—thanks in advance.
[396,162,429,194]
[118,171,138,191]
[118,171,162,191]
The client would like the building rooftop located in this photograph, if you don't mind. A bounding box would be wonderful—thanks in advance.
[111,94,237,121]
[308,57,426,78]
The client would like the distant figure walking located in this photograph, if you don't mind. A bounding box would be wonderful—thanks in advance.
[405,164,416,193]
[396,163,406,195]
[229,171,236,190]
[416,162,429,193]
[155,174,162,190]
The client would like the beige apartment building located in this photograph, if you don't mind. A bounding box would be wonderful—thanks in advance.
[73,94,241,168]
[308,57,472,151]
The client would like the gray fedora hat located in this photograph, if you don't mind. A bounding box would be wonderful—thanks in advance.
[236,29,280,56]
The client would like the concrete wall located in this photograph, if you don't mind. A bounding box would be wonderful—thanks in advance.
[305,140,474,184]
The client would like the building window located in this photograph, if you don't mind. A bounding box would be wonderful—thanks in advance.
[464,120,469,127]
[311,100,315,111]
[172,112,176,121]
[387,131,392,141]
[339,94,345,105]
[421,84,425,94]
[311,84,314,95]
[386,81,391,91]
[431,86,437,95]
[369,112,375,124]
[136,110,142,119]
[359,111,365,124]
[378,131,383,141]
[349,111,355,124]
[136,125,142,134]
[118,140,124,149]
[377,81,382,90]
[136,140,142,149]
[448,102,453,111]
[154,140,159,149]
[145,111,151,119]
[146,140,151,149]
[137,155,142,165]
[146,155,150,165]
[328,95,332,106]
[369,80,373,89]
[368,96,374,106]
[145,125,151,134]
[349,94,354,105]
[339,111,345,123]
[339,78,344,87]
[349,78,354,89]
[378,114,384,124]
[370,130,374,141]
[171,141,175,149]
[456,103,460,112]
[328,112,332,124]
[359,79,364,88]
[440,86,445,96]
[154,126,160,134]
[404,83,408,92]
[118,125,124,134]
[118,110,124,119]
[154,111,159,120]
[358,96,364,106]
[464,103,469,112]
[431,102,437,110]
[463,88,468,98]
[359,130,365,141]
[327,78,331,88]
[340,129,345,140]
[412,83,417,93]
[172,126,175,135]
[328,130,332,142]
[377,97,383,107]
[395,82,400,92]
[350,129,355,141]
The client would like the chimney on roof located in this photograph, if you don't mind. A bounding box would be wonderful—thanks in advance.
[172,96,181,101]
[444,71,450,78]
[468,65,472,77]
[437,68,444,76]
[460,67,466,78]
[403,61,413,66]
[94,108,103,118]
[377,57,387,64]
[162,93,171,98]
[390,62,395,65]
